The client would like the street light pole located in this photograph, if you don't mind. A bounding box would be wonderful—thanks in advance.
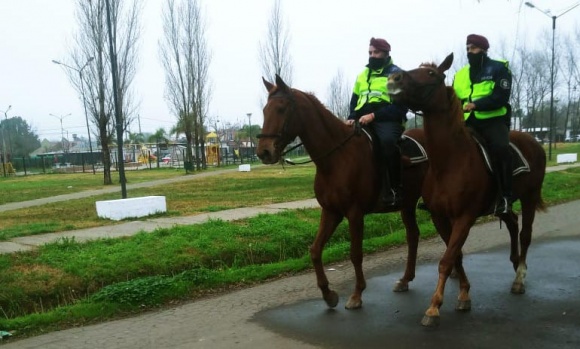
[50,113,71,154]
[525,1,580,161]
[247,112,252,162]
[52,57,96,174]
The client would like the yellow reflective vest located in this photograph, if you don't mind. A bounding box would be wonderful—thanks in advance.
[353,63,396,111]
[453,60,509,120]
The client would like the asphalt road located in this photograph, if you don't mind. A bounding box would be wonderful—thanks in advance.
[3,199,580,349]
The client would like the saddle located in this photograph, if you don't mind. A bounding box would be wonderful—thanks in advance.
[360,127,428,166]
[470,133,530,176]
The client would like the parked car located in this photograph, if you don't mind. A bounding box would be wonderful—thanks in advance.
[162,155,171,163]
[564,135,580,142]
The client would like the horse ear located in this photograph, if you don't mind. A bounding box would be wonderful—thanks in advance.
[262,77,275,92]
[275,74,290,92]
[438,53,454,74]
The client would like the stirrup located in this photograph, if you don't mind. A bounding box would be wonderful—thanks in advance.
[383,188,403,206]
[494,197,512,216]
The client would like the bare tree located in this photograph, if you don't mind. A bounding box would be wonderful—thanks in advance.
[66,0,142,184]
[159,0,211,172]
[258,0,293,84]
[523,49,551,133]
[325,69,351,120]
[503,42,526,130]
[560,34,579,139]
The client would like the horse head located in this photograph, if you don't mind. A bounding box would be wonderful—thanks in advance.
[388,53,454,113]
[257,74,300,164]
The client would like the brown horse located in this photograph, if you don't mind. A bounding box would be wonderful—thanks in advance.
[256,75,428,309]
[387,53,547,327]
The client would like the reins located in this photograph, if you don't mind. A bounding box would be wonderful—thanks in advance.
[282,122,361,165]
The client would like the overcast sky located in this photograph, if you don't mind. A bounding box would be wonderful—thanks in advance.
[1,0,579,141]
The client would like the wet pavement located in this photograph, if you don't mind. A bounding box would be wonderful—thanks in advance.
[255,237,580,349]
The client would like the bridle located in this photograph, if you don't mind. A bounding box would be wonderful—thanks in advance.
[256,89,361,165]
[397,67,446,112]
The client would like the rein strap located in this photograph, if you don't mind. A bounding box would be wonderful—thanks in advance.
[283,121,361,165]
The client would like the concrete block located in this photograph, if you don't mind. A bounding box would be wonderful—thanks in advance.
[238,164,251,172]
[96,196,167,221]
[557,153,577,164]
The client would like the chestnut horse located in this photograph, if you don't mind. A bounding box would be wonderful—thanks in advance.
[387,53,546,326]
[257,75,428,309]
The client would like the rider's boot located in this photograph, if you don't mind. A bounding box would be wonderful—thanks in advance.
[494,155,513,216]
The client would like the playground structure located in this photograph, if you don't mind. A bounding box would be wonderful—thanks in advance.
[1,162,15,176]
[137,145,157,165]
[205,131,220,165]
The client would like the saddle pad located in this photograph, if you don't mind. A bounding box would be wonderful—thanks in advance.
[400,135,428,164]
[472,137,530,176]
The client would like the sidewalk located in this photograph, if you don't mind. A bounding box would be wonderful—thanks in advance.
[0,163,578,255]
[0,198,320,254]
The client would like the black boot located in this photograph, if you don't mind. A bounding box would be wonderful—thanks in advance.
[494,154,513,216]
[383,150,403,206]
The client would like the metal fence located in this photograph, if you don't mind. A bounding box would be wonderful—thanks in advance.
[1,143,307,177]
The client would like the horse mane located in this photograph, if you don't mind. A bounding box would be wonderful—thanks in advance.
[447,87,464,122]
[442,86,471,137]
[293,88,341,121]
[419,62,437,69]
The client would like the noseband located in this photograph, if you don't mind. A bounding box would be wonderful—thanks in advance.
[402,68,446,107]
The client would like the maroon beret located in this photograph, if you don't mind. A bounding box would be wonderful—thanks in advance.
[466,34,489,50]
[370,37,390,53]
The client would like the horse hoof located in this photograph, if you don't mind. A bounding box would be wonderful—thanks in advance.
[455,299,472,311]
[345,296,362,310]
[392,280,409,292]
[421,315,440,327]
[511,283,526,294]
[324,291,339,308]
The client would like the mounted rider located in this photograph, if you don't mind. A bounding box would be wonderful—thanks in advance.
[453,34,513,216]
[346,37,408,206]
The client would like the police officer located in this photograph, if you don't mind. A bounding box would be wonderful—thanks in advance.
[346,37,408,206]
[453,34,513,216]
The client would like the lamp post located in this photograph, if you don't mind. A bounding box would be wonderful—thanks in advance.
[49,113,71,154]
[525,1,580,161]
[247,112,252,162]
[52,57,96,174]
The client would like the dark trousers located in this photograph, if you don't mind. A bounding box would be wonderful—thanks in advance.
[370,121,404,189]
[466,115,512,197]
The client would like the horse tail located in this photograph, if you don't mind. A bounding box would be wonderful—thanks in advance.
[535,195,548,213]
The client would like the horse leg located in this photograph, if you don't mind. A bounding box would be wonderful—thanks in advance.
[422,216,472,327]
[452,249,471,311]
[511,197,537,294]
[432,217,460,279]
[503,210,520,272]
[345,211,366,309]
[393,205,420,292]
[310,209,343,308]
[431,216,470,309]
[500,209,523,293]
